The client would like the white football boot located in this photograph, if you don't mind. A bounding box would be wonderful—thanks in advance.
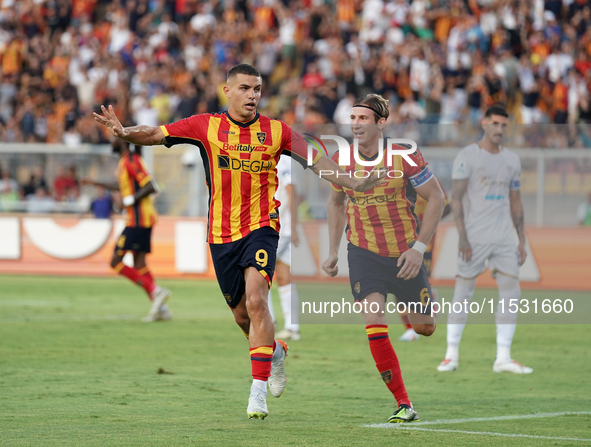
[493,359,533,374]
[268,340,288,397]
[437,358,459,372]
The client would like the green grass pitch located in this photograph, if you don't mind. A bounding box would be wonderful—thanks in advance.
[0,275,590,446]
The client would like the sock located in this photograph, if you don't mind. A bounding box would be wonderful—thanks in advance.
[250,345,273,381]
[495,334,514,363]
[138,267,158,296]
[251,379,267,396]
[241,328,249,340]
[495,274,520,362]
[267,289,276,323]
[279,283,299,332]
[366,325,410,407]
[445,277,476,361]
[495,272,521,363]
[400,312,413,330]
[113,262,154,300]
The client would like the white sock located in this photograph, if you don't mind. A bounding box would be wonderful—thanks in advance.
[279,283,299,332]
[251,379,267,395]
[267,289,276,323]
[495,336,513,364]
[445,277,476,361]
[495,273,520,363]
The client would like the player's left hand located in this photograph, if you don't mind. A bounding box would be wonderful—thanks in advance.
[397,248,423,280]
[352,167,388,192]
[517,241,527,266]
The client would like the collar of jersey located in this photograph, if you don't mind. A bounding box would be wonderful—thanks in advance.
[226,111,260,128]
[356,138,388,161]
[357,148,380,161]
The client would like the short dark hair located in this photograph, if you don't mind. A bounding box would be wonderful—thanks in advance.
[227,64,261,81]
[485,104,509,118]
[352,93,390,122]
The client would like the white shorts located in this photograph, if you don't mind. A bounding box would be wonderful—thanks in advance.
[276,233,291,266]
[457,243,519,279]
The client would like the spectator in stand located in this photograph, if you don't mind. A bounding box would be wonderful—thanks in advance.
[27,185,56,214]
[22,166,48,198]
[0,0,588,149]
[90,186,113,219]
[54,165,79,201]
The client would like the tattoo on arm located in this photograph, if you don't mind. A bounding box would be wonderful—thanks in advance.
[512,209,525,241]
[510,190,525,243]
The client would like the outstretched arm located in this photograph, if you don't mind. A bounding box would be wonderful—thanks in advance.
[93,105,166,146]
[322,188,348,277]
[310,156,385,193]
[509,189,527,266]
[80,179,119,191]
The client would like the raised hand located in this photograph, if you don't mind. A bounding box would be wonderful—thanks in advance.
[93,105,126,139]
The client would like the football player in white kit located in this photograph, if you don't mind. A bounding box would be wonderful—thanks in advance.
[267,155,301,341]
[437,105,533,374]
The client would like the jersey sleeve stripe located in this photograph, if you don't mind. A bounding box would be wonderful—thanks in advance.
[160,125,169,137]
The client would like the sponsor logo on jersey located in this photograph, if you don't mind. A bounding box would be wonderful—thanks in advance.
[222,142,267,153]
[349,192,398,205]
[218,155,273,173]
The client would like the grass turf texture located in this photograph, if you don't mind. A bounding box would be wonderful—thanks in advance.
[0,275,590,446]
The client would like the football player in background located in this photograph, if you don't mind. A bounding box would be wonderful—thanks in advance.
[81,140,172,322]
[437,104,533,374]
[268,155,302,341]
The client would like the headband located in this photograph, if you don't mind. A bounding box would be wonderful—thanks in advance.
[352,104,384,118]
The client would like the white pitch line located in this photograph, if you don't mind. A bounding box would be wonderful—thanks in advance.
[389,427,591,442]
[363,411,591,428]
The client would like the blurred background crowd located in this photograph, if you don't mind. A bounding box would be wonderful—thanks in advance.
[0,0,591,222]
[0,0,590,146]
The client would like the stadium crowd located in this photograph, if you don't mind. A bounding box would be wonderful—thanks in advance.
[0,0,589,148]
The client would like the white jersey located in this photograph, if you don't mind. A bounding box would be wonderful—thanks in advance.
[276,156,293,239]
[451,143,521,245]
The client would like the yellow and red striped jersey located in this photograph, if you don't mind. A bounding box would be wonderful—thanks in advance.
[331,145,432,257]
[161,112,320,244]
[117,153,158,228]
